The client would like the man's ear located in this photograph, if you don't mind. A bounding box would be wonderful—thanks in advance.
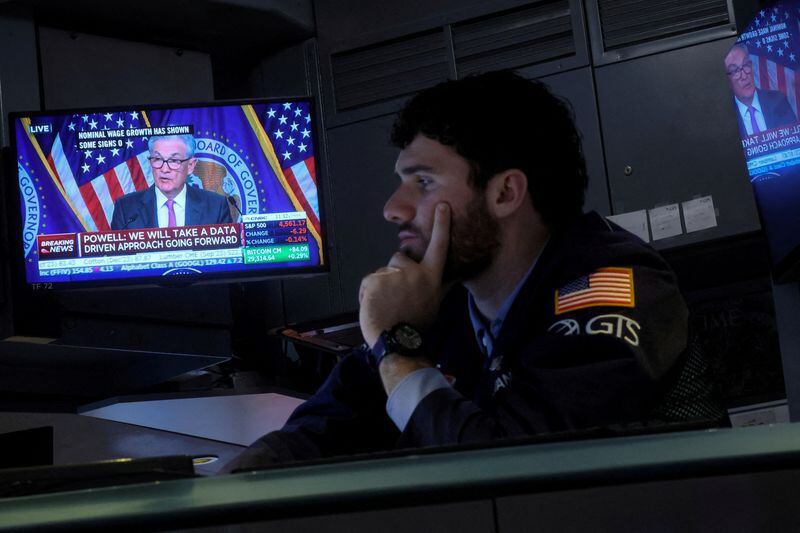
[485,169,529,218]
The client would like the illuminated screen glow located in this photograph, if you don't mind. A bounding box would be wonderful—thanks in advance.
[727,2,800,277]
[12,98,326,286]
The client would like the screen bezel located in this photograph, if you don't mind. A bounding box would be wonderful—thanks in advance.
[6,95,331,291]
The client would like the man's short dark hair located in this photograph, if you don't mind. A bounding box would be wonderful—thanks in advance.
[391,70,587,231]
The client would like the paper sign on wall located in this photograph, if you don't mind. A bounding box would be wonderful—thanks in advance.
[607,210,650,242]
[682,196,717,233]
[648,204,682,240]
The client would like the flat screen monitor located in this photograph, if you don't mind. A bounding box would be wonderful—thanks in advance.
[9,97,326,288]
[725,2,800,282]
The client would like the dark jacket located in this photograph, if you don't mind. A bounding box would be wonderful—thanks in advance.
[110,185,232,230]
[228,212,712,469]
[736,88,797,136]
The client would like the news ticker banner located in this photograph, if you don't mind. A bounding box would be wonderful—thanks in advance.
[35,212,313,281]
[240,213,311,264]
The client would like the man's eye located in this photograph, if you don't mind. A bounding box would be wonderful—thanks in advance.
[417,177,433,188]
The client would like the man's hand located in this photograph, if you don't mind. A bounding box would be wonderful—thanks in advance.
[359,203,451,348]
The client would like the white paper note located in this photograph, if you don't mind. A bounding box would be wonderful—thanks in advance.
[682,196,717,233]
[648,204,682,240]
[607,210,649,242]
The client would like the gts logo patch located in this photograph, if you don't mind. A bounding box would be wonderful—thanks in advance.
[548,314,641,346]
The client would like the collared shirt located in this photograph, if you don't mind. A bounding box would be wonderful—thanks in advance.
[467,258,539,359]
[735,91,767,135]
[385,254,542,432]
[155,185,187,228]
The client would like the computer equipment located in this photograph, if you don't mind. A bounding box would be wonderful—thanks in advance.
[8,97,327,289]
[725,5,800,282]
[280,311,363,354]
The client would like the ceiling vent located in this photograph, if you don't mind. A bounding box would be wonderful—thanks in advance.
[331,30,448,112]
[597,0,730,51]
[453,0,575,77]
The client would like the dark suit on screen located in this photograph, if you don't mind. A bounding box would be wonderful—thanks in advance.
[736,88,798,136]
[110,185,233,230]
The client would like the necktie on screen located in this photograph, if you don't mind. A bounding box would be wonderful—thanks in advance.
[748,106,761,135]
[166,199,176,228]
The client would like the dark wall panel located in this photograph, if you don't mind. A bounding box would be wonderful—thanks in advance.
[539,66,611,215]
[497,469,800,531]
[315,0,533,47]
[247,40,342,323]
[596,36,760,246]
[315,0,589,127]
[0,5,40,146]
[187,500,496,533]
[773,282,800,421]
[326,116,400,311]
[0,6,40,341]
[39,27,213,109]
[584,0,736,66]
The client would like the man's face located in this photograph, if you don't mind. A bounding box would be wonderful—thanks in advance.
[725,47,755,104]
[386,135,500,281]
[150,138,196,199]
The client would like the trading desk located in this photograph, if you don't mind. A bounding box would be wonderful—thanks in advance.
[1,423,800,531]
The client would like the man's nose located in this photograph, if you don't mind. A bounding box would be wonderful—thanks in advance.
[383,187,414,224]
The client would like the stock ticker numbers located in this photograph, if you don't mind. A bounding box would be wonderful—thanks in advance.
[242,216,311,264]
[277,219,305,228]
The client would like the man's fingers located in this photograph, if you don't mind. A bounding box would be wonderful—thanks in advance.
[387,252,414,269]
[360,265,402,304]
[358,278,366,304]
[375,265,403,275]
[421,203,450,275]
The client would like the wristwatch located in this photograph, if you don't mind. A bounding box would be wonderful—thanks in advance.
[370,322,424,367]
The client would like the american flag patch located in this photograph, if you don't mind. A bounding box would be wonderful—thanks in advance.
[555,267,635,315]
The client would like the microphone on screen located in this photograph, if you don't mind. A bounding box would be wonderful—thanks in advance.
[226,195,243,218]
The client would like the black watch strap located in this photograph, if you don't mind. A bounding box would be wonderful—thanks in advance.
[370,323,423,367]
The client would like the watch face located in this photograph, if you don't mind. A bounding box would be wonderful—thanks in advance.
[394,324,423,350]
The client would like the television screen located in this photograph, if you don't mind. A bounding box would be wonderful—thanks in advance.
[724,2,800,281]
[10,97,326,288]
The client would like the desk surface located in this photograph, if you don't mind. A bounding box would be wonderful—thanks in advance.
[1,423,800,531]
[81,391,305,446]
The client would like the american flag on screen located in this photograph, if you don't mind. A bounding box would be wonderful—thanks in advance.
[554,267,635,315]
[748,6,800,116]
[257,102,320,234]
[24,111,153,232]
[21,101,323,250]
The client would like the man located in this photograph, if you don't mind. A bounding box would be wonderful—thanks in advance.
[226,71,720,471]
[110,134,233,230]
[725,43,797,136]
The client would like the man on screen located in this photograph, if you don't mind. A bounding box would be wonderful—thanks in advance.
[110,134,232,230]
[725,43,797,136]
[225,71,722,471]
